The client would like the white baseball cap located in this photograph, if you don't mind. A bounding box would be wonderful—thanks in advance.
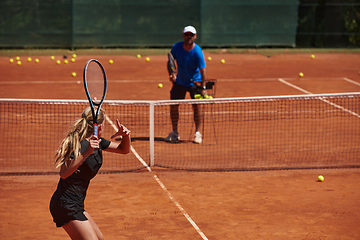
[183,26,197,34]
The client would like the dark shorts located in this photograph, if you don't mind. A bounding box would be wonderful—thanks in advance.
[50,195,87,227]
[170,82,201,100]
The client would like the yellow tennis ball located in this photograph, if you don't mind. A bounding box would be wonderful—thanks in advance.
[72,72,76,77]
[64,59,68,64]
[221,59,225,64]
[35,58,39,63]
[72,54,77,58]
[311,54,315,59]
[299,72,304,77]
[56,60,61,64]
[71,58,75,62]
[17,60,21,65]
[318,175,324,182]
[158,83,163,88]
[109,59,113,64]
[194,94,202,99]
[145,57,150,62]
[16,56,20,61]
[9,58,14,63]
[207,56,212,61]
[51,56,55,60]
[27,57,32,62]
[137,54,141,59]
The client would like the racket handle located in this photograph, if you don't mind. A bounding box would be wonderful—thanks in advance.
[93,124,98,137]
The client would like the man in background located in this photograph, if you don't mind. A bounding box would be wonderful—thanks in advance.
[165,25,207,144]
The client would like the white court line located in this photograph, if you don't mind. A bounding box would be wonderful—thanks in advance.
[105,115,209,240]
[344,77,360,87]
[2,80,81,84]
[278,78,360,118]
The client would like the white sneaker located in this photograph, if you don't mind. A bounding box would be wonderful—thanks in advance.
[165,131,180,142]
[194,132,202,144]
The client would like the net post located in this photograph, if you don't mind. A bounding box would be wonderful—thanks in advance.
[149,102,155,167]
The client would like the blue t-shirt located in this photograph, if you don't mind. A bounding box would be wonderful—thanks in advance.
[171,42,206,87]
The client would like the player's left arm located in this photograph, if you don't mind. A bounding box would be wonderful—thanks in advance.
[197,48,207,91]
[200,68,207,95]
[105,119,131,154]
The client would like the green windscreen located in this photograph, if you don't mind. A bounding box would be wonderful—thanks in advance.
[0,0,299,48]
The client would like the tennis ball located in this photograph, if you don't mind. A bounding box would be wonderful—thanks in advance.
[51,56,55,60]
[35,58,39,63]
[64,59,68,64]
[109,59,114,64]
[204,94,209,99]
[158,83,163,88]
[17,61,21,65]
[318,175,324,182]
[27,57,32,62]
[137,54,141,59]
[72,72,76,77]
[311,54,315,59]
[221,59,225,64]
[299,72,304,77]
[145,57,150,62]
[207,56,212,61]
[56,60,61,64]
[72,54,77,58]
[208,96,213,99]
[9,58,14,63]
[16,56,20,61]
[71,58,75,62]
[194,94,202,99]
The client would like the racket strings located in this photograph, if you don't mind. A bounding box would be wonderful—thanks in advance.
[86,61,105,104]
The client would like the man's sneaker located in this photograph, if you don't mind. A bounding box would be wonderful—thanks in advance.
[165,131,180,142]
[194,132,202,144]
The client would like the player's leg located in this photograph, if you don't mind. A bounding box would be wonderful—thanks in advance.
[84,211,104,240]
[170,104,180,134]
[62,219,101,240]
[166,83,186,141]
[62,211,103,240]
[190,85,203,143]
[192,104,202,133]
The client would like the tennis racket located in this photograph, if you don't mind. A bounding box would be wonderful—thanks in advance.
[168,52,177,74]
[83,59,107,137]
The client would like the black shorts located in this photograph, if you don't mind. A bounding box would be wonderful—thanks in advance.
[170,82,201,100]
[50,195,87,227]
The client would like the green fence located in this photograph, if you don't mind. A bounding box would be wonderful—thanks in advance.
[297,0,360,47]
[0,0,359,48]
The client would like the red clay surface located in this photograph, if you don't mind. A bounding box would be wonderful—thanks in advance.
[1,52,360,239]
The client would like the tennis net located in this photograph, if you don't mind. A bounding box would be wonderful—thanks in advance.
[1,92,359,175]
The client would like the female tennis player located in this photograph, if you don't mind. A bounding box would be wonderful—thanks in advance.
[50,106,131,240]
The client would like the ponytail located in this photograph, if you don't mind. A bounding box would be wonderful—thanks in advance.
[54,106,105,169]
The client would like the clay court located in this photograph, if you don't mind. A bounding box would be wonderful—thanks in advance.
[1,50,360,239]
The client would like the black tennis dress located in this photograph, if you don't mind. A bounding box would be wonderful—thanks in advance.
[50,138,111,227]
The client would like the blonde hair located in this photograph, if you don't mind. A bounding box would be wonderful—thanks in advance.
[55,106,106,169]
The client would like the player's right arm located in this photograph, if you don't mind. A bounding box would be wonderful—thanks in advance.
[167,61,176,82]
[59,136,100,179]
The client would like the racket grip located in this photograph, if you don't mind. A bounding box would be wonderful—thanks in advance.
[93,124,98,137]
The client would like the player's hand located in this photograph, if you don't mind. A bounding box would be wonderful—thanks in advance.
[111,119,131,139]
[169,73,176,82]
[88,135,102,152]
